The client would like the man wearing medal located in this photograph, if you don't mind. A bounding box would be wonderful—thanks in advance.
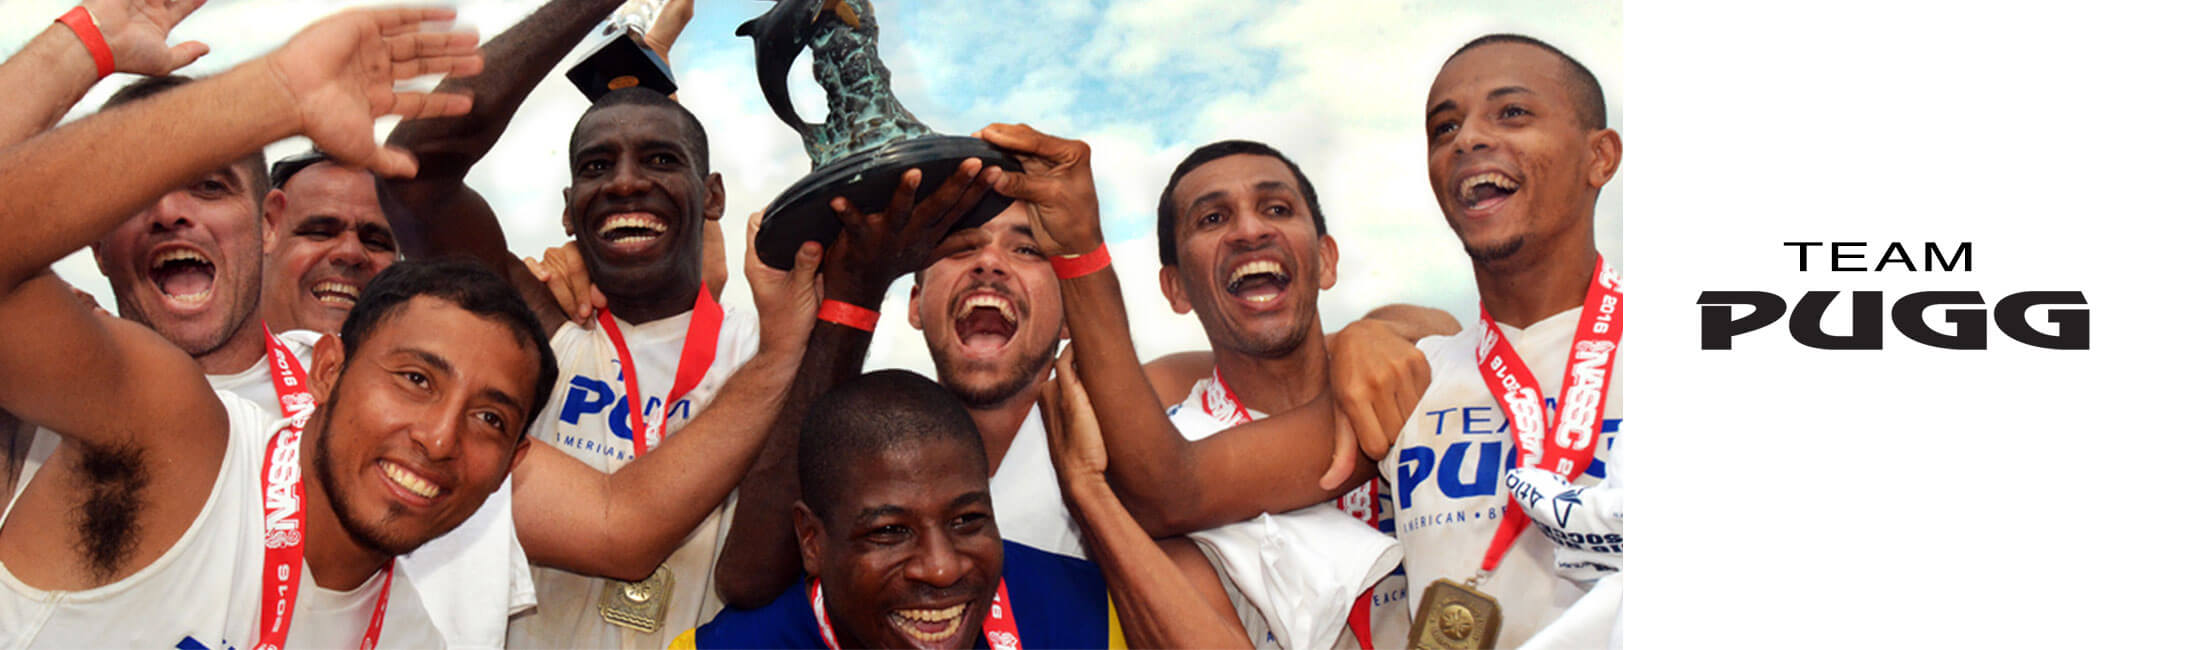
[0,3,535,647]
[376,1,828,646]
[1328,34,1625,649]
[0,8,537,647]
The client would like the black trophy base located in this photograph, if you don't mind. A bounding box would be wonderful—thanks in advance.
[755,135,1024,270]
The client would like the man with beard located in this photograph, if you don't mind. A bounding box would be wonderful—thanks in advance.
[0,5,530,646]
[677,370,1111,649]
[374,1,875,646]
[1328,35,1625,648]
[0,8,520,647]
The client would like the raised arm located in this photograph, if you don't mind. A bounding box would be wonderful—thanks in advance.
[715,161,993,607]
[0,0,209,147]
[1043,346,1250,648]
[976,124,1375,538]
[510,212,820,580]
[380,0,622,329]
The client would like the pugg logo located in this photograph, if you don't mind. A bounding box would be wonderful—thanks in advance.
[1699,242,2089,350]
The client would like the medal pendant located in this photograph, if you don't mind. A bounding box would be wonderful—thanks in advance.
[599,565,675,633]
[1408,578,1500,650]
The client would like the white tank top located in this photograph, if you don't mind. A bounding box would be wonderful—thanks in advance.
[505,307,759,650]
[0,391,445,649]
[1378,307,1623,649]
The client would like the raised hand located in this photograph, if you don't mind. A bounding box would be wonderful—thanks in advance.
[265,7,483,178]
[525,241,605,326]
[1041,344,1107,480]
[83,0,210,75]
[973,123,1102,257]
[744,212,823,357]
[820,157,989,304]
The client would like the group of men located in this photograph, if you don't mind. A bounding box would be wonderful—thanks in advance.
[0,1,1624,648]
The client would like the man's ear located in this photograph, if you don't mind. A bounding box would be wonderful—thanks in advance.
[1587,128,1623,189]
[1315,234,1339,291]
[793,501,825,577]
[307,334,347,403]
[907,282,925,330]
[1158,267,1192,315]
[704,172,727,222]
[262,190,289,255]
[561,187,577,237]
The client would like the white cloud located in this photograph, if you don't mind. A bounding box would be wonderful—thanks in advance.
[12,0,1622,377]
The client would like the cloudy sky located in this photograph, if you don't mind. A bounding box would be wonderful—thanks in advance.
[4,0,1620,375]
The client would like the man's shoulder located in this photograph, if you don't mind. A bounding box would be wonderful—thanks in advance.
[998,540,1111,647]
[683,580,824,649]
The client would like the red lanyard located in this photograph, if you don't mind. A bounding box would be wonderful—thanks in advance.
[595,291,724,457]
[810,577,1021,649]
[255,325,391,650]
[1200,366,1380,649]
[1472,257,1623,573]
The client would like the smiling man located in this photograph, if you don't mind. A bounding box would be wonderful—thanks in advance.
[0,8,513,647]
[678,370,1107,649]
[260,151,399,335]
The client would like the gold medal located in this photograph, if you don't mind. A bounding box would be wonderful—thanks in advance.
[1408,578,1500,650]
[599,565,675,633]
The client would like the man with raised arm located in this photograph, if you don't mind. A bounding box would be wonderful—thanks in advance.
[0,9,515,647]
[374,1,828,646]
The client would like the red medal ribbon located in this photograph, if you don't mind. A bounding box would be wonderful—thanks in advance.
[1472,257,1622,573]
[810,577,1020,649]
[255,325,392,650]
[596,291,724,457]
[1200,367,1380,649]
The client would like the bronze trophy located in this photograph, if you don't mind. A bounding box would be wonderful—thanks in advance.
[738,0,1021,269]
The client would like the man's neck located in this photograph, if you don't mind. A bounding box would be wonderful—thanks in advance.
[968,384,1043,478]
[1208,320,1329,416]
[196,325,267,376]
[1475,240,1600,329]
[299,419,392,592]
[603,277,702,325]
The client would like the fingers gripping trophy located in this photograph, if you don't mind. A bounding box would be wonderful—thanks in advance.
[737,0,1022,269]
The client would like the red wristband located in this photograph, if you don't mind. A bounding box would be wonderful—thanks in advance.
[57,7,113,79]
[1049,244,1110,280]
[818,299,879,332]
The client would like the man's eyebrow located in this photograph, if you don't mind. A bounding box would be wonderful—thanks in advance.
[392,346,455,376]
[852,504,908,525]
[1488,85,1537,101]
[1427,99,1458,118]
[1253,180,1296,196]
[1009,224,1036,240]
[1186,188,1233,213]
[948,490,989,510]
[296,215,345,230]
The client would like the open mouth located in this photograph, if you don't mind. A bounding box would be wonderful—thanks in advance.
[595,212,669,251]
[1459,171,1520,212]
[952,291,1020,355]
[379,460,444,501]
[312,280,360,308]
[147,246,217,306]
[889,602,970,644]
[1224,259,1292,305]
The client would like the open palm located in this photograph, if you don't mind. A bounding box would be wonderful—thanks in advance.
[266,7,481,178]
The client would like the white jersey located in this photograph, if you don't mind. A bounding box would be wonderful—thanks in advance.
[0,392,444,649]
[1168,375,1404,650]
[506,307,760,650]
[209,329,532,650]
[988,408,1088,560]
[1379,307,1622,649]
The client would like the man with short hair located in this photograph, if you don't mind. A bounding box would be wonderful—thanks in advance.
[676,370,1109,649]
[0,9,508,646]
[1332,34,1626,648]
[261,151,399,336]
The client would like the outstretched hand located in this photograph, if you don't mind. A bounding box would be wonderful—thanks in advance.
[1317,319,1434,490]
[821,158,989,304]
[745,212,823,356]
[85,0,210,76]
[266,7,483,178]
[1041,344,1107,480]
[973,123,1102,257]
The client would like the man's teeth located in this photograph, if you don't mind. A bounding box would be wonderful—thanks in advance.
[1228,260,1288,285]
[956,294,1018,323]
[1461,172,1520,193]
[153,249,210,266]
[380,462,442,499]
[598,214,668,239]
[312,281,359,306]
[891,603,968,642]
